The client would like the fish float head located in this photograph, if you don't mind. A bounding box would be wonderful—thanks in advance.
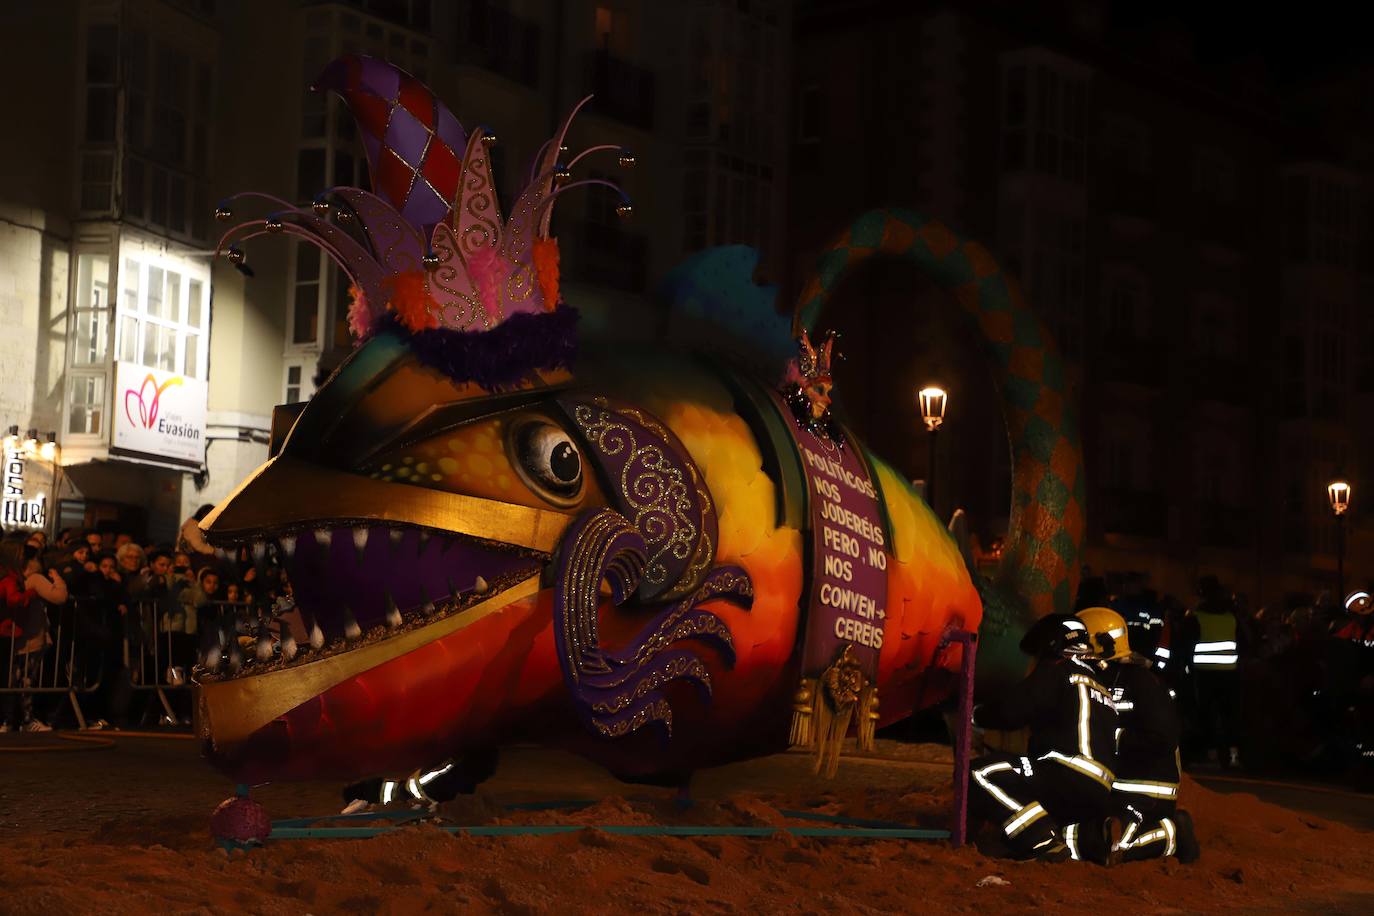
[194,54,727,782]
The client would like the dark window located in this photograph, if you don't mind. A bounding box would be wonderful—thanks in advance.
[461,0,543,88]
[687,102,710,139]
[798,85,821,143]
[297,148,327,201]
[150,167,168,226]
[169,175,187,234]
[125,159,145,219]
[1004,65,1026,127]
[86,24,118,82]
[293,285,319,344]
[85,87,116,142]
[191,185,207,241]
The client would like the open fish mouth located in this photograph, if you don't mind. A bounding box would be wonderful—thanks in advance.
[198,521,545,682]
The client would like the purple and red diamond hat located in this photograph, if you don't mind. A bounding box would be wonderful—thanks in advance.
[213,55,634,390]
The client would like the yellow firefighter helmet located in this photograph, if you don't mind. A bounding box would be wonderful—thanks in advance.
[1076,606,1132,661]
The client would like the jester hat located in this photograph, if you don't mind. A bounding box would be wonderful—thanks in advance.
[214,54,633,391]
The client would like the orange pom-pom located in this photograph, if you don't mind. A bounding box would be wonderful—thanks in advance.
[382,270,439,332]
[532,237,561,312]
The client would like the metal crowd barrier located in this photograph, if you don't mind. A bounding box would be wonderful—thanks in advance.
[2,596,264,729]
[126,598,262,724]
[3,598,103,728]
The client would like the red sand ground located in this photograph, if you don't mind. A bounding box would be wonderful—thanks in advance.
[1,736,1371,914]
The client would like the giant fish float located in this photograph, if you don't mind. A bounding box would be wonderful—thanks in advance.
[198,56,1084,792]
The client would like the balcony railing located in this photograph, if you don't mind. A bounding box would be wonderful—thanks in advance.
[586,49,655,130]
[457,0,541,88]
[1101,487,1169,539]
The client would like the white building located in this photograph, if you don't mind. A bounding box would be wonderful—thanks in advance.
[0,0,792,545]
[0,0,278,544]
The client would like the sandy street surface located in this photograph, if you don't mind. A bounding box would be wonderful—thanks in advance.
[1,734,1372,914]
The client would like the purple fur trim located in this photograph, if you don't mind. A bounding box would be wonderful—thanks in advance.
[379,304,579,390]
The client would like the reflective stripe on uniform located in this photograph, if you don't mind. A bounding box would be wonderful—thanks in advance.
[1064,823,1081,860]
[1112,779,1179,799]
[1077,682,1093,758]
[1039,750,1115,789]
[1155,647,1171,658]
[972,762,1021,812]
[1194,654,1238,666]
[1116,820,1139,851]
[381,780,397,805]
[1196,640,1237,652]
[1125,817,1178,857]
[418,763,454,786]
[1004,802,1047,838]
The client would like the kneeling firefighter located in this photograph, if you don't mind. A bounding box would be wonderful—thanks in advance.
[1077,606,1200,863]
[969,614,1119,862]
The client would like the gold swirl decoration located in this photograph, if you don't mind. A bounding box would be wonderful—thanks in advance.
[429,223,484,330]
[572,404,699,592]
[608,404,718,601]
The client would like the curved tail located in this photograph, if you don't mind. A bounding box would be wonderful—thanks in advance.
[794,208,1085,662]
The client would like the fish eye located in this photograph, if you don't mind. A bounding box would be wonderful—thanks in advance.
[509,419,584,505]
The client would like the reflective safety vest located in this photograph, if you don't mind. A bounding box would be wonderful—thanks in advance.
[1192,611,1238,671]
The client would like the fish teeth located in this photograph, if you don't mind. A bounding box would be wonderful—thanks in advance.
[316,528,333,551]
[389,528,404,550]
[281,635,298,661]
[343,606,361,640]
[474,576,489,595]
[309,622,325,650]
[352,526,369,562]
[385,595,403,629]
[252,542,267,564]
[417,530,431,553]
[255,635,274,661]
[203,648,222,671]
[279,535,297,558]
[447,576,461,600]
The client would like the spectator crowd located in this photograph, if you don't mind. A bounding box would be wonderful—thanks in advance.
[1076,571,1374,784]
[0,506,291,733]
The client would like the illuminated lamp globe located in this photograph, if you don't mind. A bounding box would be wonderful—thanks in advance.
[1328,480,1351,516]
[918,387,948,432]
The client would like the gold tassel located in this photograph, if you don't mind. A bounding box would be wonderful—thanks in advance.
[789,678,817,748]
[857,684,879,752]
[814,695,854,778]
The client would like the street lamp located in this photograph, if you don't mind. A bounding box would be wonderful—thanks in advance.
[1328,480,1351,601]
[919,386,948,511]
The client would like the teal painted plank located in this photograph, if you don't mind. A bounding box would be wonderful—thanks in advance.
[267,824,952,840]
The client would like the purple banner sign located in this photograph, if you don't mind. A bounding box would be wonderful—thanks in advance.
[771,392,889,681]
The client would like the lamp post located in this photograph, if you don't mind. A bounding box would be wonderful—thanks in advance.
[1328,480,1351,601]
[919,386,948,512]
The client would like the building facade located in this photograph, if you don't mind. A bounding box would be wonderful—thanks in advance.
[790,0,1371,609]
[0,0,792,544]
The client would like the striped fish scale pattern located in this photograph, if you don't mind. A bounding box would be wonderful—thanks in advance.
[795,208,1085,623]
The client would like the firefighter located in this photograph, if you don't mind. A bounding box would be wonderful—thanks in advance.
[1192,579,1242,767]
[1078,606,1200,863]
[969,614,1119,863]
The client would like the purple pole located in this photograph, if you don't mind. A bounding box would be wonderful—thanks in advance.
[949,629,977,847]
